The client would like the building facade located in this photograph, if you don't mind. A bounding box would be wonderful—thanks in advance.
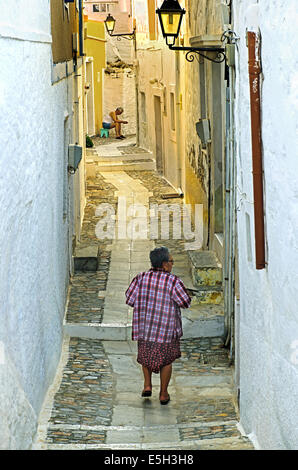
[136,1,185,192]
[84,0,135,63]
[84,17,107,136]
[233,0,298,449]
[136,0,231,255]
[0,0,86,449]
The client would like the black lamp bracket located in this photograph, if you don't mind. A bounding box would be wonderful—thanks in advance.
[168,30,239,63]
[169,45,226,63]
[108,29,136,41]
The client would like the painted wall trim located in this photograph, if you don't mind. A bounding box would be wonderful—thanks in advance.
[86,35,107,43]
[0,23,52,44]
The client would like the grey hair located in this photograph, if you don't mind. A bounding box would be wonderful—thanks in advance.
[116,107,123,113]
[150,247,170,269]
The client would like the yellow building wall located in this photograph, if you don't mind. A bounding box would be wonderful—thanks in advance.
[85,19,106,135]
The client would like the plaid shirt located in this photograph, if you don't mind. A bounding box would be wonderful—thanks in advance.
[125,268,191,343]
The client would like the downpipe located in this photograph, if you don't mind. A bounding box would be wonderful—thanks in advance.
[247,30,266,270]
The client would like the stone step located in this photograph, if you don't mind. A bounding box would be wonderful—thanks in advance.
[44,421,253,450]
[63,321,132,341]
[86,148,97,157]
[95,153,154,162]
[188,250,222,288]
[182,303,224,338]
[96,160,156,172]
[73,245,100,272]
[64,303,224,340]
[189,286,223,305]
[187,251,223,305]
[45,437,253,450]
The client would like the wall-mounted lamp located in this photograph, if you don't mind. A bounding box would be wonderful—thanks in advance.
[68,144,82,174]
[156,0,227,63]
[104,14,136,41]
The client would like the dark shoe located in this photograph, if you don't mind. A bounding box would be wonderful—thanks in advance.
[119,135,126,139]
[141,390,152,397]
[160,394,170,405]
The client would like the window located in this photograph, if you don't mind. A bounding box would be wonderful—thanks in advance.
[93,3,110,12]
[170,92,175,131]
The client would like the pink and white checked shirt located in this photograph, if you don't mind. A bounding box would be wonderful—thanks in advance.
[125,268,191,343]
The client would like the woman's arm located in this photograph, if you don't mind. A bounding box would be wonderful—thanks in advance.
[172,278,191,308]
[125,275,139,307]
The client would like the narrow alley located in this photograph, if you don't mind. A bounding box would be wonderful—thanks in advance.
[2,0,297,453]
[33,138,253,450]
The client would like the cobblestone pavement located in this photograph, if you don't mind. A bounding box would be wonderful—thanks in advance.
[34,150,254,450]
[35,337,253,450]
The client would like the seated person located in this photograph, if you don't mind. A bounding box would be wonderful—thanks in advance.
[102,107,128,139]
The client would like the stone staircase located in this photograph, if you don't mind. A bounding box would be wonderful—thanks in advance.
[85,147,156,175]
[188,251,223,304]
[180,250,225,339]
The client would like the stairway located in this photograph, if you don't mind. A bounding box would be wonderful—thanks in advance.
[86,144,156,174]
[180,250,225,339]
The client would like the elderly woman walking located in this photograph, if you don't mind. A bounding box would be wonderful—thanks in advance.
[125,247,191,405]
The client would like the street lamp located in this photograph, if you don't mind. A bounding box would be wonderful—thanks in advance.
[104,13,116,35]
[104,13,136,41]
[156,0,185,46]
[156,0,226,63]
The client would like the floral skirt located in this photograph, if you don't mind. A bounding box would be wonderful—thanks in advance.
[137,339,181,374]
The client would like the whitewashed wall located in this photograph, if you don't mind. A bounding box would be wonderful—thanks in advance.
[103,68,137,135]
[233,0,298,449]
[0,1,75,449]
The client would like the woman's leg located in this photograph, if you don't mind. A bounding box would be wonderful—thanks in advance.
[159,364,172,401]
[115,122,121,137]
[142,366,152,392]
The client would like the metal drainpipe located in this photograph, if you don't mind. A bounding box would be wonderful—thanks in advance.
[78,0,83,57]
[224,33,237,357]
[224,83,231,342]
[175,50,183,193]
[247,30,266,270]
[228,64,237,360]
[133,29,140,148]
[225,66,236,352]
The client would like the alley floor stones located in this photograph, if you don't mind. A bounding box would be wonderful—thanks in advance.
[35,337,253,450]
[33,161,254,450]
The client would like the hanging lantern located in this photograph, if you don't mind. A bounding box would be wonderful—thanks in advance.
[156,0,185,46]
[104,13,116,35]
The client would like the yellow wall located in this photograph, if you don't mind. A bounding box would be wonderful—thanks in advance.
[85,19,106,134]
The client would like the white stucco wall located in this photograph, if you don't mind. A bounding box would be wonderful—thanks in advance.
[0,1,76,449]
[103,68,137,135]
[233,0,298,449]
